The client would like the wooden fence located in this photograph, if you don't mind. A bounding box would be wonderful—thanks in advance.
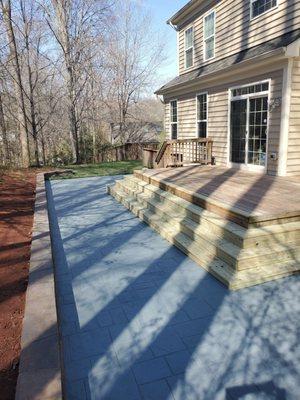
[98,142,159,163]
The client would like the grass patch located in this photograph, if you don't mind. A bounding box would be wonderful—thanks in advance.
[52,160,143,179]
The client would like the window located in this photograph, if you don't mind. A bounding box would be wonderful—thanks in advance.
[250,0,277,19]
[185,27,194,69]
[231,82,269,98]
[197,93,207,138]
[203,11,215,61]
[170,100,178,139]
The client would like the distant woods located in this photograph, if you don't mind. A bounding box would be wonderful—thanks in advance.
[0,0,165,167]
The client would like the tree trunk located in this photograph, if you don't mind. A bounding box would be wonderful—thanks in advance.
[40,130,46,166]
[1,0,30,167]
[92,130,96,164]
[68,90,80,163]
[0,91,10,165]
[21,0,39,166]
[26,55,39,166]
[50,1,80,164]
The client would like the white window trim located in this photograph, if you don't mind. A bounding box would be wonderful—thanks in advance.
[184,26,194,69]
[203,10,216,62]
[250,0,278,21]
[227,79,271,173]
[230,79,270,100]
[170,99,178,140]
[195,92,208,138]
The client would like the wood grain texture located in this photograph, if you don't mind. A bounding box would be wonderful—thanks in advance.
[135,165,300,227]
[108,171,300,290]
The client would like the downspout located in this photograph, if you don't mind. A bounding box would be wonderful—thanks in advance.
[278,58,293,176]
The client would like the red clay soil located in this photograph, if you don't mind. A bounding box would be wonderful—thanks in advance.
[0,170,37,400]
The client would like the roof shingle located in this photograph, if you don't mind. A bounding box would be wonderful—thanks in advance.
[156,29,300,95]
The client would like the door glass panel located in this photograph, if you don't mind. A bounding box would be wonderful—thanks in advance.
[230,99,247,163]
[248,96,268,166]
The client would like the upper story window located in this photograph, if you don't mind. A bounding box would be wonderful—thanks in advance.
[250,0,277,19]
[170,100,178,139]
[184,27,194,69]
[203,11,215,61]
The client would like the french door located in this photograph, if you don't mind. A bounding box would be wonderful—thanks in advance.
[230,95,268,169]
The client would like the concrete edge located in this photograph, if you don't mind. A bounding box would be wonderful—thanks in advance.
[15,172,64,400]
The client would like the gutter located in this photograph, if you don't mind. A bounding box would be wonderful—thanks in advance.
[167,0,200,27]
[167,20,178,31]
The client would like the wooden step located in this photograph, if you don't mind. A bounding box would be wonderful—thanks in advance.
[119,176,300,251]
[114,179,300,271]
[120,177,249,247]
[108,184,300,290]
[108,184,236,286]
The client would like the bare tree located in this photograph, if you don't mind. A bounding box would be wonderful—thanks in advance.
[42,0,111,164]
[19,0,42,165]
[102,0,165,144]
[0,0,165,167]
[0,84,9,164]
[0,0,30,167]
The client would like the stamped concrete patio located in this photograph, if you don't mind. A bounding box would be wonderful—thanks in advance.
[46,176,300,400]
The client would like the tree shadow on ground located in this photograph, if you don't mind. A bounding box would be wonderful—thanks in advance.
[40,174,300,400]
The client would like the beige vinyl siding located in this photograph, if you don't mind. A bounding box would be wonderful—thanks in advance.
[208,90,228,165]
[164,67,284,174]
[178,97,197,138]
[287,59,300,176]
[178,0,299,74]
[268,68,284,175]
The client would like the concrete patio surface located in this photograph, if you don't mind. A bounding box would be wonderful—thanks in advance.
[46,176,300,400]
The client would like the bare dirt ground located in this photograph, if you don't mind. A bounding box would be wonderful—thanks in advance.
[0,170,37,400]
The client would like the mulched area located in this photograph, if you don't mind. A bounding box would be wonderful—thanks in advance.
[0,170,38,400]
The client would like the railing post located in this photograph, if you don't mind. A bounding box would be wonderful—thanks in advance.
[207,140,212,165]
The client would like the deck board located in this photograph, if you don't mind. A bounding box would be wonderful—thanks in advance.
[136,166,300,226]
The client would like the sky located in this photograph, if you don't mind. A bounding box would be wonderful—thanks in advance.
[142,0,188,83]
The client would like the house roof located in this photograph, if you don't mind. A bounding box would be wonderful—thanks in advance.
[167,0,201,27]
[156,29,300,95]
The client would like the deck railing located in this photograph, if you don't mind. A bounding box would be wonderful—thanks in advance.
[155,138,213,168]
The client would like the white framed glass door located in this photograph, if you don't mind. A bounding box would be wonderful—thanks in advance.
[230,99,247,164]
[230,82,269,170]
[248,96,268,167]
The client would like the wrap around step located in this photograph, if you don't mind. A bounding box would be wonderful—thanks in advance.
[108,174,300,290]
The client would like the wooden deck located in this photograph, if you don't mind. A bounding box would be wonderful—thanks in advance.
[135,165,300,227]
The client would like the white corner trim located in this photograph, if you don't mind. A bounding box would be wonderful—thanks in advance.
[177,30,180,76]
[278,59,293,176]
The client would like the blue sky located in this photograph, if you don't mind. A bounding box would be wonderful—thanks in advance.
[144,0,188,82]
